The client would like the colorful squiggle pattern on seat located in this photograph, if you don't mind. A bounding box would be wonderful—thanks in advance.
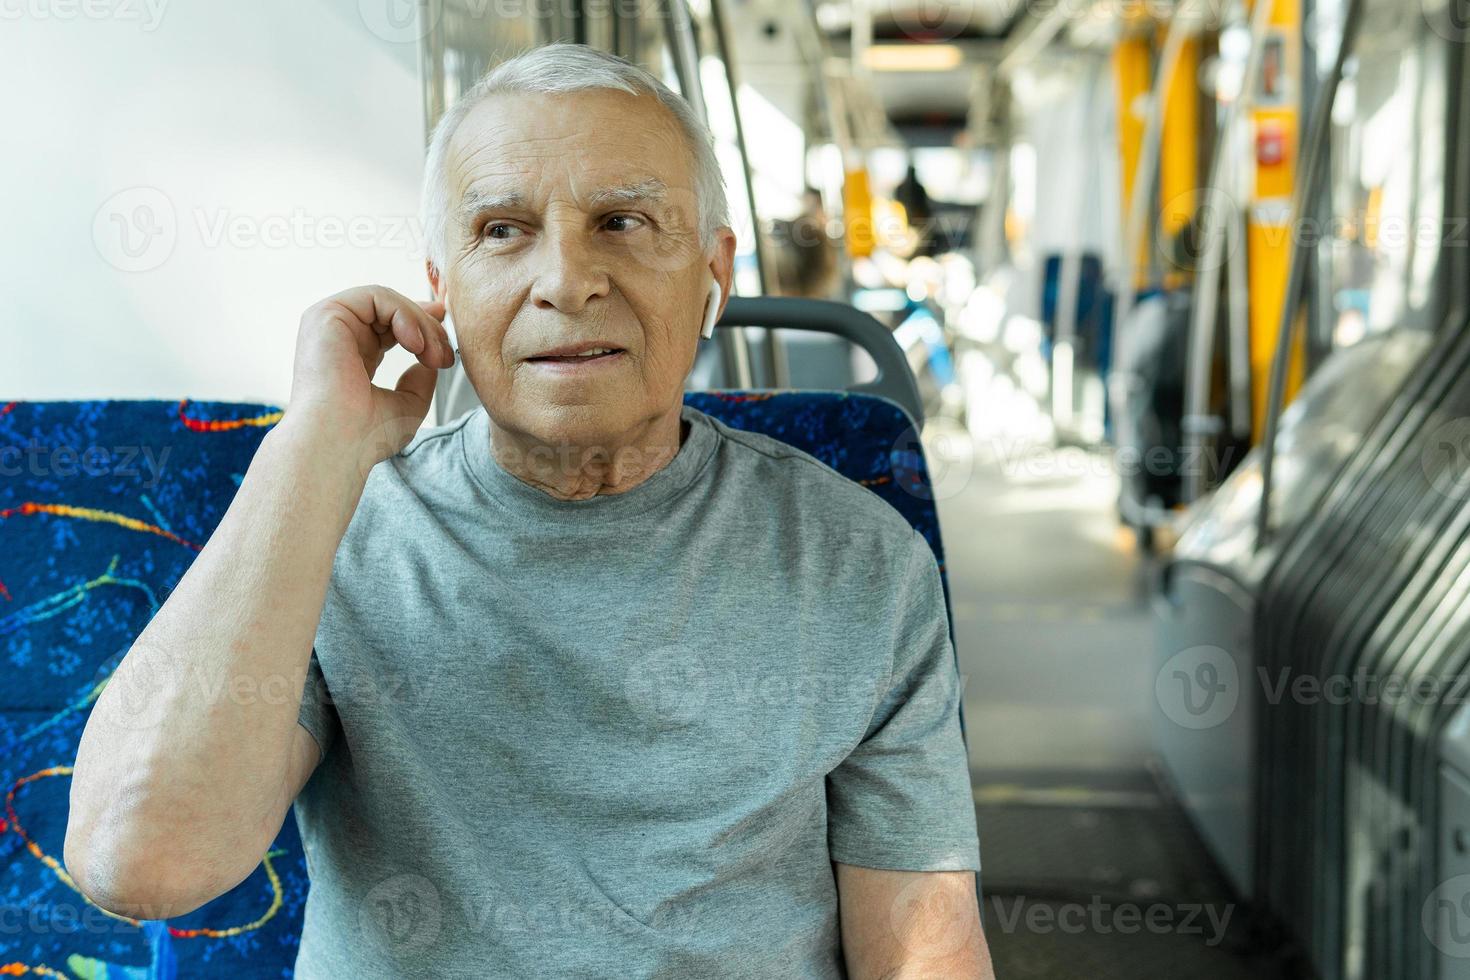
[1,400,303,979]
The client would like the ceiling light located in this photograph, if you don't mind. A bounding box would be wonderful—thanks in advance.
[861,44,963,72]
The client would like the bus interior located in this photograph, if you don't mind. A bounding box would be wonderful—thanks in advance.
[5,0,1470,976]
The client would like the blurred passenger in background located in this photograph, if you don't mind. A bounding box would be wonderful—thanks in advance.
[771,186,839,298]
[894,163,936,258]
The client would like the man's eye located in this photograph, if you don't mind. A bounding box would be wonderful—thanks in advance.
[604,214,646,233]
[484,223,522,240]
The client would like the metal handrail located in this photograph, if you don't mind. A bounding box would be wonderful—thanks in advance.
[1180,0,1277,503]
[1255,0,1366,546]
[714,296,925,425]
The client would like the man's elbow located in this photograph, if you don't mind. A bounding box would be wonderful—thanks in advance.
[63,828,216,921]
[880,930,994,980]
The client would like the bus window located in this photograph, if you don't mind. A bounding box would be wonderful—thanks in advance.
[1316,1,1447,348]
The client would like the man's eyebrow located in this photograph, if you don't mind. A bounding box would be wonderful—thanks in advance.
[455,179,671,227]
[457,189,526,226]
[587,179,669,209]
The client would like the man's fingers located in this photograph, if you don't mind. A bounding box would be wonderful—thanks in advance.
[417,299,455,368]
[378,293,452,368]
[372,289,448,368]
[391,361,439,419]
[314,285,451,369]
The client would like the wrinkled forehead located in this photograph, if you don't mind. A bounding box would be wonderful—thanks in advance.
[445,89,697,216]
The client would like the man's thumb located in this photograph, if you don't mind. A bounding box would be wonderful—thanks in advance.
[391,361,439,418]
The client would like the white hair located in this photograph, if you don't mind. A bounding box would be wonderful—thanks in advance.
[420,42,730,274]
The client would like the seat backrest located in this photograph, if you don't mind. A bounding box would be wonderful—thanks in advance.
[1,398,296,979]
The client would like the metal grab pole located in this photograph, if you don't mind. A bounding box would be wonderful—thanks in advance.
[1180,0,1277,501]
[1109,8,1196,369]
[707,0,788,388]
[1255,0,1365,546]
[664,0,754,388]
[662,0,707,126]
[1108,2,1200,525]
[1226,201,1253,440]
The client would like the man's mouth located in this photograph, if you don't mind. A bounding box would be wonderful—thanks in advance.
[526,342,627,365]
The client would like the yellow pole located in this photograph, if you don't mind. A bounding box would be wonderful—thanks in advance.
[843,166,876,259]
[1114,35,1153,290]
[1160,36,1200,290]
[1246,0,1304,442]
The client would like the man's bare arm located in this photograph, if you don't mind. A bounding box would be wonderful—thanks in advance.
[64,286,454,919]
[835,863,996,979]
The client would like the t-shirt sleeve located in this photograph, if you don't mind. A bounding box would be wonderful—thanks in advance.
[825,528,981,872]
[296,646,340,767]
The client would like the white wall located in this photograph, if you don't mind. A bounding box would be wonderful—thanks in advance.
[1019,54,1121,264]
[1004,54,1122,323]
[0,0,428,404]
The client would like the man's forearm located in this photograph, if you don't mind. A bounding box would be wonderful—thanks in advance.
[836,865,995,979]
[65,419,365,914]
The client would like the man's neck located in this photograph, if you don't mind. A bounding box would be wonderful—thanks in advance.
[486,409,688,501]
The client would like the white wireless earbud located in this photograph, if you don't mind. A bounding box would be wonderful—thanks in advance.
[441,303,460,358]
[700,281,722,340]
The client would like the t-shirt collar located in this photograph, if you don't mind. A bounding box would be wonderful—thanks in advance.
[458,403,718,520]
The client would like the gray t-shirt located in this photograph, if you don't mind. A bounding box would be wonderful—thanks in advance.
[291,402,981,979]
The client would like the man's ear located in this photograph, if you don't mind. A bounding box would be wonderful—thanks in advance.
[426,259,445,302]
[707,227,737,323]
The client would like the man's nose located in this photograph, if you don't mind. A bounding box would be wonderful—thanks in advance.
[529,229,611,314]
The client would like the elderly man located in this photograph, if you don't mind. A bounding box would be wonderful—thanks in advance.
[65,43,991,979]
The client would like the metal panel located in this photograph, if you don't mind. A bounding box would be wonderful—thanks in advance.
[1434,763,1470,977]
[1153,562,1258,898]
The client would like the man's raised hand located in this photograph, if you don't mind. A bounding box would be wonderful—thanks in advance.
[282,285,456,475]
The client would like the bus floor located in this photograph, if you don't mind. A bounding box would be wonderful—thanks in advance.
[937,443,1291,978]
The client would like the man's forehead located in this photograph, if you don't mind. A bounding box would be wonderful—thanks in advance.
[449,88,690,176]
